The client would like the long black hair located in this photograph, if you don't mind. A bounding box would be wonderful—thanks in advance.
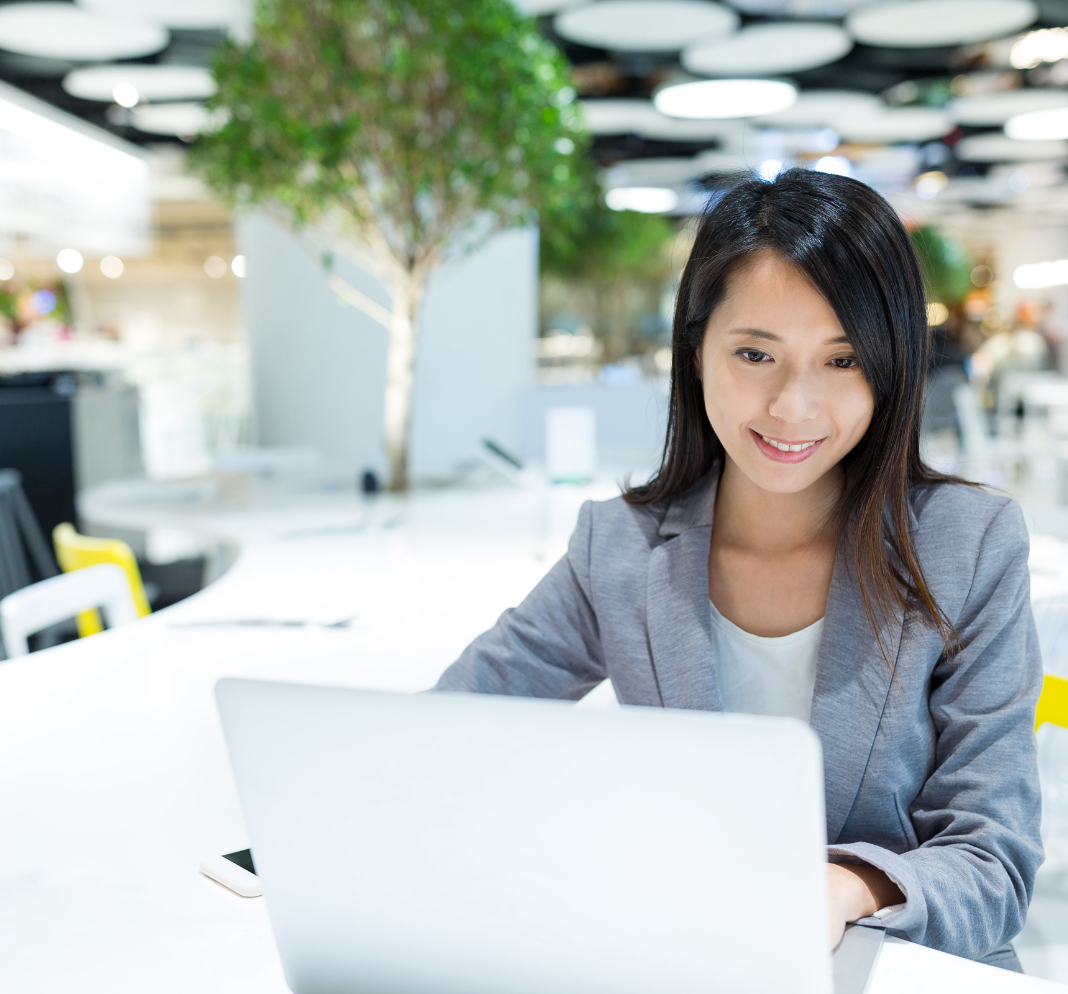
[626,168,965,654]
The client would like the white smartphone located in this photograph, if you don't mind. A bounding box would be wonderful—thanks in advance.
[200,848,262,897]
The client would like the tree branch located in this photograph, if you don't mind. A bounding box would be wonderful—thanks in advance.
[327,274,393,330]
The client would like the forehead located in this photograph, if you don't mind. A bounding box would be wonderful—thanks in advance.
[710,250,844,335]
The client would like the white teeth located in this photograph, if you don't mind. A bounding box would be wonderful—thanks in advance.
[760,434,816,452]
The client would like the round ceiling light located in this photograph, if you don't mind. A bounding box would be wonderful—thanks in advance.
[554,1,737,53]
[511,0,583,11]
[605,187,679,213]
[730,0,873,10]
[655,79,797,119]
[639,112,745,143]
[682,23,852,77]
[0,2,167,60]
[131,102,222,136]
[755,89,881,127]
[1005,106,1068,139]
[957,132,1068,159]
[64,65,216,103]
[835,107,951,142]
[78,0,241,28]
[579,98,744,141]
[606,157,708,188]
[951,88,1068,126]
[846,0,1037,48]
[580,98,664,134]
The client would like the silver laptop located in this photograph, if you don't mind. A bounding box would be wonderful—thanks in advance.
[216,679,882,994]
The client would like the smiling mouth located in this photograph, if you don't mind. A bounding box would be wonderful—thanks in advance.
[757,433,821,452]
[750,429,826,462]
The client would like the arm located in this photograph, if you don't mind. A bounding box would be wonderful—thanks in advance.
[826,863,902,949]
[434,501,607,699]
[829,500,1044,958]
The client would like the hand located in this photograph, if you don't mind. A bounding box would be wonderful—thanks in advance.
[826,862,903,950]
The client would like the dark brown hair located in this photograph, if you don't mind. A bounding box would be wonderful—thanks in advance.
[626,167,966,656]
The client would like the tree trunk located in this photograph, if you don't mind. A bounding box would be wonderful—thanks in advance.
[383,271,423,492]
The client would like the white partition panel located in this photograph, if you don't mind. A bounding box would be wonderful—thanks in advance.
[0,79,150,258]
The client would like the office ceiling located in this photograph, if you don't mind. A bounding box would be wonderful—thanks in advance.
[0,0,1066,215]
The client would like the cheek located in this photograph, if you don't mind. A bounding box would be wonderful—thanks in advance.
[833,380,875,439]
[702,357,755,429]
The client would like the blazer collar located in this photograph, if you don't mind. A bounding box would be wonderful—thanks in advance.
[809,546,903,843]
[658,465,719,538]
[646,462,904,842]
[647,467,721,710]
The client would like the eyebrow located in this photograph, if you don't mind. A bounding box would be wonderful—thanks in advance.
[728,328,851,346]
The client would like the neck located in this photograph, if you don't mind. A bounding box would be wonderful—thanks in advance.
[713,456,844,554]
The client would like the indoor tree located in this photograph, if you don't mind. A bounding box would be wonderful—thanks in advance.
[540,201,677,361]
[194,0,589,490]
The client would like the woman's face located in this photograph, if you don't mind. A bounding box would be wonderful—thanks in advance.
[698,250,875,495]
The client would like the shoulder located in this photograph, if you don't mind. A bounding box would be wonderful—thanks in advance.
[912,480,1024,537]
[563,493,665,591]
[579,492,666,549]
[910,480,1029,580]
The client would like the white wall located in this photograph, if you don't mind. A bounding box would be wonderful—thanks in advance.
[235,213,536,481]
[993,225,1068,375]
[517,381,669,473]
[411,228,537,478]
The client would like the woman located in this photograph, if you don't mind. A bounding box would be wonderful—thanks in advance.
[436,169,1042,970]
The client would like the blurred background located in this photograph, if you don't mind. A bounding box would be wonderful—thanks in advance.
[2,0,1068,979]
[5,1,1068,503]
[3,1,1068,488]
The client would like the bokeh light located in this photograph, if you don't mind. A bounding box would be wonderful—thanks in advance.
[29,289,57,316]
[100,255,124,278]
[204,255,227,278]
[56,248,83,274]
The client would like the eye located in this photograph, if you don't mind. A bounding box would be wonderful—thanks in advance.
[737,349,771,364]
[830,356,859,370]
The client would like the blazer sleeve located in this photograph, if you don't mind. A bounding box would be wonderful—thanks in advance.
[434,500,607,699]
[828,499,1044,959]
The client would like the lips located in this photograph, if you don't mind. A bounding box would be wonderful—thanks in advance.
[750,428,825,464]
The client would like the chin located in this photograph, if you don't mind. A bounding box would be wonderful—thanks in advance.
[733,451,836,494]
[751,468,826,494]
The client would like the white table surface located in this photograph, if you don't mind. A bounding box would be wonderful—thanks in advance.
[0,476,1063,993]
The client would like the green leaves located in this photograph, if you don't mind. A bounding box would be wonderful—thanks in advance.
[541,198,677,287]
[193,0,590,272]
[910,226,973,306]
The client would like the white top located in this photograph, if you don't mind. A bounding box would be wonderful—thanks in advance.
[709,598,823,723]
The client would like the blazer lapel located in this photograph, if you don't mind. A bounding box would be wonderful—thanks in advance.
[810,545,904,843]
[644,464,911,839]
[646,469,723,711]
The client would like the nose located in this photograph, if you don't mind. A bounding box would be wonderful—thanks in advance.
[767,367,820,425]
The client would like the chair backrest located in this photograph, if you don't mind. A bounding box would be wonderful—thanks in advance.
[0,563,139,658]
[952,384,992,457]
[996,370,1061,420]
[0,469,57,603]
[53,523,151,617]
[1036,674,1068,732]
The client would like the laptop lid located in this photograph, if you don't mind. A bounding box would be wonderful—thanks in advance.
[216,679,834,994]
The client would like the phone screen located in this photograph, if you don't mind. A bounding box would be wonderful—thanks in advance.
[222,849,257,875]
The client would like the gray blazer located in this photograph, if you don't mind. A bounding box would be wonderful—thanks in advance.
[436,468,1044,964]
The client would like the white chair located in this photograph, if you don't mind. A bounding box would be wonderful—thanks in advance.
[0,563,138,658]
[996,370,1063,428]
[953,383,1038,481]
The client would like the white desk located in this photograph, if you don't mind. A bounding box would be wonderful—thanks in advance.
[0,477,1062,992]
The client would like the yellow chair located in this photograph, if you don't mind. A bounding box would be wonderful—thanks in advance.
[1036,674,1068,732]
[52,523,151,638]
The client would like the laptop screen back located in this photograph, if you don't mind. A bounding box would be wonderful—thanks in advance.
[216,679,833,994]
